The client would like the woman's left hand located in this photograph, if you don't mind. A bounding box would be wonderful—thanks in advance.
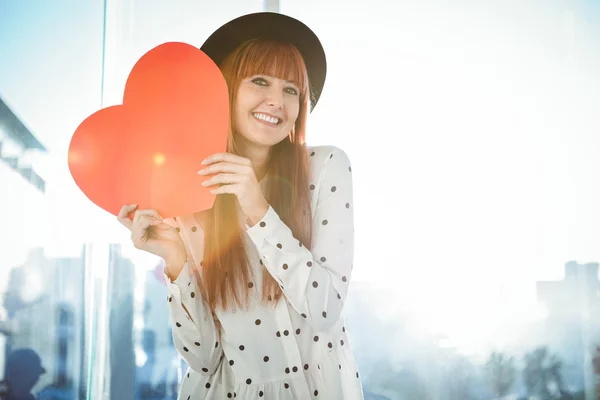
[198,152,269,226]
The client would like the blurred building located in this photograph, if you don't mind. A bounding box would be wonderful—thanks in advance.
[107,244,137,399]
[0,96,46,192]
[102,244,183,399]
[537,260,600,398]
[0,95,47,380]
[142,261,179,388]
[3,247,87,398]
[537,261,600,319]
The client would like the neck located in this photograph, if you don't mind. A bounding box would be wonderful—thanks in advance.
[243,149,270,182]
[233,135,271,181]
[245,161,265,183]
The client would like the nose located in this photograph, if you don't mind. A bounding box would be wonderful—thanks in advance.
[265,86,283,109]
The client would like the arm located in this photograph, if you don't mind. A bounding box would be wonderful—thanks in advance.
[245,146,354,332]
[164,219,223,375]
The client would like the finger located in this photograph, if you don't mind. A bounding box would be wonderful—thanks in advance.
[210,183,240,195]
[134,209,164,221]
[133,214,162,232]
[153,221,176,233]
[202,153,251,166]
[201,173,244,186]
[133,211,163,227]
[131,215,162,247]
[117,204,137,230]
[198,162,246,176]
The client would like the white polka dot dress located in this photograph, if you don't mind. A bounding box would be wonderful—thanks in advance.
[164,145,364,399]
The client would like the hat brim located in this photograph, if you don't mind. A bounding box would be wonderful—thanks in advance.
[200,12,326,112]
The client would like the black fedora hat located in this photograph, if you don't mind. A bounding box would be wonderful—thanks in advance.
[200,12,327,112]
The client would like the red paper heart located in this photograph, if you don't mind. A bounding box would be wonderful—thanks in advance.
[68,42,229,218]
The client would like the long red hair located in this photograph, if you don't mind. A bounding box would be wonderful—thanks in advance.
[201,38,313,312]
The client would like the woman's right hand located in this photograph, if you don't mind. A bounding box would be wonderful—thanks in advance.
[117,204,187,269]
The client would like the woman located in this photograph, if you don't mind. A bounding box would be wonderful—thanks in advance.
[118,12,363,399]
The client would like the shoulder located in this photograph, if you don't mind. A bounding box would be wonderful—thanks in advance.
[166,209,210,244]
[306,145,353,200]
[192,208,211,231]
[306,145,352,173]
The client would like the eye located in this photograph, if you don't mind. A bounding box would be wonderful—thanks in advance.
[284,87,299,96]
[251,77,268,86]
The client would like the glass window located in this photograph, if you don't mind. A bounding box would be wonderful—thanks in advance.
[0,1,263,399]
[1,2,105,398]
[280,1,600,399]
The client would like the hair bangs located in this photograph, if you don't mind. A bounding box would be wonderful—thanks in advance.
[236,39,309,97]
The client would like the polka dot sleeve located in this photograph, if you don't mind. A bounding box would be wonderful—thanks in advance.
[245,146,354,333]
[164,220,223,376]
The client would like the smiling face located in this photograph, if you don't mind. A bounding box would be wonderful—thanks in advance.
[233,75,300,148]
[219,39,310,156]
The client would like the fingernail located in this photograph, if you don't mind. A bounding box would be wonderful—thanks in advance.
[201,159,208,165]
[130,204,138,208]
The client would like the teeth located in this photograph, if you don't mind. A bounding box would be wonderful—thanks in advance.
[253,113,279,124]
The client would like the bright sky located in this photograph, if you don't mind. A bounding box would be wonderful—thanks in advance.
[1,0,600,354]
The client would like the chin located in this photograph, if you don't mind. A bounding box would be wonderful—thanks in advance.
[261,138,286,147]
[250,131,288,145]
